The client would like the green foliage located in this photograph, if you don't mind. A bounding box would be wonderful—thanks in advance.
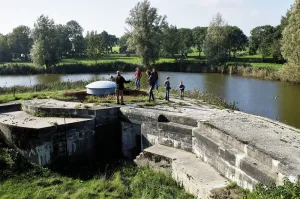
[56,24,72,58]
[204,13,229,65]
[192,26,207,57]
[282,0,300,67]
[246,179,300,199]
[7,25,33,61]
[30,39,46,67]
[126,0,167,67]
[280,0,300,82]
[31,15,60,67]
[0,147,194,199]
[249,25,276,58]
[118,33,131,54]
[0,34,12,62]
[225,26,248,58]
[161,25,181,59]
[178,28,194,57]
[86,31,105,63]
[66,20,85,57]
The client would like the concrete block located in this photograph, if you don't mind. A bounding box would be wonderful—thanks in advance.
[135,145,227,199]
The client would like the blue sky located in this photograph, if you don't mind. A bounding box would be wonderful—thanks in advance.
[0,0,294,36]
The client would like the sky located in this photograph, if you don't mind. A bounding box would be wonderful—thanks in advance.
[0,0,294,37]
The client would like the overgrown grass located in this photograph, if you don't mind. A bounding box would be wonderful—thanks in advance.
[168,88,239,110]
[0,147,194,199]
[246,180,300,199]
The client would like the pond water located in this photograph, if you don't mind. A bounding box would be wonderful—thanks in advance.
[1,72,299,129]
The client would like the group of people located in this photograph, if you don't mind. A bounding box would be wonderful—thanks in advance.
[112,67,185,105]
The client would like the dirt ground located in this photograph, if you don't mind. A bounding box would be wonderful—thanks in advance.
[63,89,148,101]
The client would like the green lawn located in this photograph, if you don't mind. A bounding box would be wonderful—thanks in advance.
[0,52,283,69]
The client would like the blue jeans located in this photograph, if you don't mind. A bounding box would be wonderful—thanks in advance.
[155,80,159,90]
[135,78,141,90]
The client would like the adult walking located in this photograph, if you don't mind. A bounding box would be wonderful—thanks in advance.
[111,71,130,105]
[135,67,142,90]
[148,69,156,102]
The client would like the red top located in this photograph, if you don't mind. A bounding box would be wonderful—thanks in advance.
[135,71,142,78]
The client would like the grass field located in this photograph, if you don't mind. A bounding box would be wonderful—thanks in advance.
[0,51,283,69]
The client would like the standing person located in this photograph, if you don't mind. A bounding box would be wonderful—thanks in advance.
[135,67,142,90]
[164,76,171,101]
[148,70,156,102]
[179,81,185,100]
[111,71,130,105]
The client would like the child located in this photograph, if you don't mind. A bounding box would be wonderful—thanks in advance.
[179,81,185,100]
[164,76,171,101]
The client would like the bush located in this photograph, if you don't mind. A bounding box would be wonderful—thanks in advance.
[279,63,300,83]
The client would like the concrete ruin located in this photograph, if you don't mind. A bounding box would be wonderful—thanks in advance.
[0,98,299,198]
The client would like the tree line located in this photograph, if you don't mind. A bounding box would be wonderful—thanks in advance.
[0,16,118,67]
[0,0,296,70]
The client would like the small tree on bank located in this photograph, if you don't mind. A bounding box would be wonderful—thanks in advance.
[126,0,167,68]
[281,0,300,82]
[31,15,59,68]
[204,13,228,65]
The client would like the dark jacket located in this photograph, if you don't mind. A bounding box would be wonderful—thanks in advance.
[148,72,156,86]
[179,85,185,91]
[113,75,130,90]
[165,80,171,90]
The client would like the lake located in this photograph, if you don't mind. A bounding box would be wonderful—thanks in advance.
[0,72,299,129]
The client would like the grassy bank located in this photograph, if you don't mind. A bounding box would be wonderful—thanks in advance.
[0,146,194,199]
[0,78,240,110]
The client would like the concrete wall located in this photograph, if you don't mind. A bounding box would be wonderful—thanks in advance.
[119,108,195,158]
[119,107,300,191]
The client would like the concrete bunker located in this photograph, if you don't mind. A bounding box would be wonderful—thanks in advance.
[1,99,300,198]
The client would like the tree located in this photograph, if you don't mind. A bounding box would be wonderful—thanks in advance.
[178,28,193,57]
[66,20,84,57]
[248,25,276,58]
[0,34,12,62]
[7,25,33,60]
[126,0,167,68]
[161,25,180,60]
[108,34,118,53]
[100,31,110,54]
[192,27,207,57]
[56,24,72,58]
[282,0,300,68]
[86,31,105,63]
[31,15,59,67]
[270,8,292,63]
[204,13,229,64]
[30,39,45,66]
[118,34,131,54]
[225,26,248,58]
